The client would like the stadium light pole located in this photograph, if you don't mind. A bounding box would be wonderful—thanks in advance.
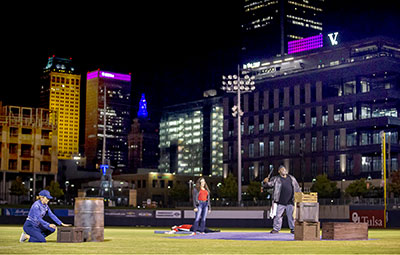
[221,66,255,206]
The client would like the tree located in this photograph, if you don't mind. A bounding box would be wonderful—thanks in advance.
[310,174,340,198]
[169,183,189,202]
[345,178,368,198]
[45,181,64,199]
[364,185,383,198]
[389,170,400,197]
[246,181,262,201]
[218,173,238,201]
[9,176,28,203]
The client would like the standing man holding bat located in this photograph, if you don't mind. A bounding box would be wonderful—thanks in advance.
[262,165,301,234]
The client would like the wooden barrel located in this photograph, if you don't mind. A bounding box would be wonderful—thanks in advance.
[74,197,104,242]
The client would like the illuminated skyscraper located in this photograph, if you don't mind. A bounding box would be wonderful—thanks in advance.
[159,93,223,176]
[241,0,324,62]
[128,94,159,173]
[85,70,131,172]
[137,93,149,119]
[40,56,81,159]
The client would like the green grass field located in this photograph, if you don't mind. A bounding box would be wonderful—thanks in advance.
[1,225,399,254]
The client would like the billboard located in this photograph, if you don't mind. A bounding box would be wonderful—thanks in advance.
[350,207,385,229]
[288,34,323,54]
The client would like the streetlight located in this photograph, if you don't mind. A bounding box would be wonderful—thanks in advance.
[188,180,193,204]
[65,180,69,205]
[221,67,255,206]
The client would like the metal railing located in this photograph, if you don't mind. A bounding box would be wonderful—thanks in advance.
[174,197,400,208]
[318,197,400,207]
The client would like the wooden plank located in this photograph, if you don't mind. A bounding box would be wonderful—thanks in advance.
[322,222,368,240]
[294,192,318,203]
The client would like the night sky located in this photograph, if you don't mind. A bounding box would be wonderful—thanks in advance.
[2,1,399,119]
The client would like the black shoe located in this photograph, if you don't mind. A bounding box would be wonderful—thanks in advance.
[270,230,279,234]
[290,229,295,234]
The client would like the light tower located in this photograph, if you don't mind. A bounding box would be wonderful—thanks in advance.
[221,67,255,205]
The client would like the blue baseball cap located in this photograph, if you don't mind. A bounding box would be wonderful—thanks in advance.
[39,190,53,199]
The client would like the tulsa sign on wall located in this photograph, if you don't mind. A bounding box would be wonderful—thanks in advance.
[350,206,386,229]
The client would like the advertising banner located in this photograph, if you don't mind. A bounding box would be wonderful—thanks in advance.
[350,209,385,228]
[184,210,264,219]
[104,209,153,218]
[155,210,181,219]
[53,209,74,217]
[4,208,30,216]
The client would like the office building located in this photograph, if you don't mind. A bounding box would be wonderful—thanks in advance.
[128,118,159,173]
[159,91,224,176]
[85,70,131,172]
[223,36,400,184]
[40,56,81,159]
[0,103,58,201]
[127,94,159,172]
[241,0,324,62]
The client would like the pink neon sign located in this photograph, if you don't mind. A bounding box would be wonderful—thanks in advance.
[87,70,131,82]
[288,34,323,54]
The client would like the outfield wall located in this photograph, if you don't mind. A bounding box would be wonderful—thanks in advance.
[1,206,399,228]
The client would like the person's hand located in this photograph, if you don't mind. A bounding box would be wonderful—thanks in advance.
[49,224,56,229]
[208,209,211,214]
[263,177,269,183]
[194,208,198,212]
[61,223,72,227]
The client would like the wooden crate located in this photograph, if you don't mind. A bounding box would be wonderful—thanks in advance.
[294,221,320,241]
[294,192,318,203]
[296,202,319,222]
[322,222,368,240]
[57,226,84,243]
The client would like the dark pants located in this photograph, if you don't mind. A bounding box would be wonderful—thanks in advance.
[192,201,208,233]
[23,220,55,242]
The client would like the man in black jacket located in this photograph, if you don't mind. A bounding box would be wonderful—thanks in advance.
[262,165,301,234]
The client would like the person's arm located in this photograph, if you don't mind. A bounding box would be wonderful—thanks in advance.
[291,176,302,192]
[46,207,62,225]
[207,192,211,212]
[192,189,199,210]
[262,176,275,188]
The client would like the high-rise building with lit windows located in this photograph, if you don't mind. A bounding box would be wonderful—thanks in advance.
[0,103,58,202]
[159,93,223,176]
[224,36,400,186]
[40,56,81,160]
[85,70,131,172]
[241,0,324,62]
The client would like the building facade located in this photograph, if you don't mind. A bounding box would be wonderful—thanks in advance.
[113,172,222,207]
[127,118,159,173]
[223,36,400,184]
[159,93,224,176]
[127,94,159,173]
[40,56,81,160]
[0,104,58,201]
[85,70,132,172]
[241,0,324,62]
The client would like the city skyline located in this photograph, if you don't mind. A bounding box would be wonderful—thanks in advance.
[0,0,399,209]
[2,1,399,114]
